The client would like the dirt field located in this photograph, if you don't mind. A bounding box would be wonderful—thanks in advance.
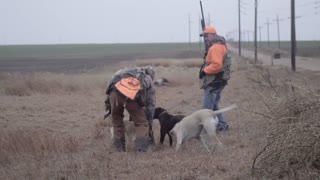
[0,50,202,73]
[0,46,319,179]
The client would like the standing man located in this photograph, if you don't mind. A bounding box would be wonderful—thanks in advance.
[104,66,156,152]
[199,26,232,131]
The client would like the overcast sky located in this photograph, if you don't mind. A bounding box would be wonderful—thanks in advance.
[1,0,319,45]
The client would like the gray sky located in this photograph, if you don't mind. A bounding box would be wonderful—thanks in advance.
[1,0,319,45]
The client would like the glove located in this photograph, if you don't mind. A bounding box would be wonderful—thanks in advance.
[104,96,111,120]
[103,110,111,120]
[199,70,206,79]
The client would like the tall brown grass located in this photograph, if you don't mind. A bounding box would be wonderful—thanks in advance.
[0,128,81,173]
[0,72,110,96]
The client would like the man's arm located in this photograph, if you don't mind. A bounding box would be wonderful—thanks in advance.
[203,44,226,75]
[145,83,156,126]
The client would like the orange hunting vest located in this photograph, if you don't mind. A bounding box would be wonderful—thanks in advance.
[114,77,141,100]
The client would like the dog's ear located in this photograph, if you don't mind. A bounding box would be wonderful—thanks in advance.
[155,107,166,112]
[153,107,161,119]
[160,107,167,112]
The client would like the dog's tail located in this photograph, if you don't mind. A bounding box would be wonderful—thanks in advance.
[212,104,237,115]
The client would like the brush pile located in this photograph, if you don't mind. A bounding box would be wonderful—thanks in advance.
[250,66,320,179]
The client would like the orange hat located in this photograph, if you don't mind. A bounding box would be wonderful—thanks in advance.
[200,26,217,36]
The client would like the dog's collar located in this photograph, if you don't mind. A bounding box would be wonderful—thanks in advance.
[158,110,167,117]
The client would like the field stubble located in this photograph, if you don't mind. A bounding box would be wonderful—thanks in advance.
[0,55,319,179]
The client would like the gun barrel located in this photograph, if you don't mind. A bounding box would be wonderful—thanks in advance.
[201,19,205,31]
[200,1,206,30]
[199,0,208,58]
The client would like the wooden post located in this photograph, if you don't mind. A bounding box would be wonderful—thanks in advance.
[291,0,296,72]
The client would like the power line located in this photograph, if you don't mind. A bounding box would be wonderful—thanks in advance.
[297,0,320,7]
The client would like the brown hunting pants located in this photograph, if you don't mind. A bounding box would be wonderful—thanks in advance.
[109,90,149,143]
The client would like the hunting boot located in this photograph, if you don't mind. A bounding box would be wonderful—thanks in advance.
[113,138,126,152]
[135,137,150,152]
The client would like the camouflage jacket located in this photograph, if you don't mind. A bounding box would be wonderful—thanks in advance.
[105,66,156,124]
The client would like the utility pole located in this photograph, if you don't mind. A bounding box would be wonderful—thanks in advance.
[246,32,248,47]
[274,14,281,48]
[238,0,241,56]
[258,26,262,47]
[188,13,191,49]
[243,31,247,47]
[291,0,296,72]
[265,19,271,47]
[246,31,251,47]
[242,32,246,47]
[276,15,281,48]
[254,0,258,63]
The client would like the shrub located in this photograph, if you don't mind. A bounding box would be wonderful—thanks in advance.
[249,66,320,179]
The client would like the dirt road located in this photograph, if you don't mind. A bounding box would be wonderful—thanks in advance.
[228,46,320,72]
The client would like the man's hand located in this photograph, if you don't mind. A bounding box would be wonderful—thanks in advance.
[199,70,206,79]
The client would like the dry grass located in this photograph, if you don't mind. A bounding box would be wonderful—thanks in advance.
[0,55,319,179]
[0,71,113,96]
[126,58,203,68]
[244,64,320,179]
[0,129,80,156]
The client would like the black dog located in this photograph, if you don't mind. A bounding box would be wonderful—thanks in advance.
[153,107,185,146]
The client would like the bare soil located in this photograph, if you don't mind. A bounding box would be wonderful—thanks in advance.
[0,50,202,73]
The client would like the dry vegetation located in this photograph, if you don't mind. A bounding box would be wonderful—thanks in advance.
[247,66,320,179]
[0,55,319,179]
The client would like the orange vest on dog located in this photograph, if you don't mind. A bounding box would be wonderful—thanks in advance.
[114,77,141,100]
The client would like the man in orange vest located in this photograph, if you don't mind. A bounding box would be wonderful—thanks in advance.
[105,66,156,152]
[199,26,231,131]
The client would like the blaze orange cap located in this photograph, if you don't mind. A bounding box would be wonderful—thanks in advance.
[200,26,217,36]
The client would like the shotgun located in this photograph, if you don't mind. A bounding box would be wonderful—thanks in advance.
[199,0,207,79]
[200,0,208,58]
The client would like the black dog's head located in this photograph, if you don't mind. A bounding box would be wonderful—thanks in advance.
[153,107,167,119]
[153,106,185,146]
